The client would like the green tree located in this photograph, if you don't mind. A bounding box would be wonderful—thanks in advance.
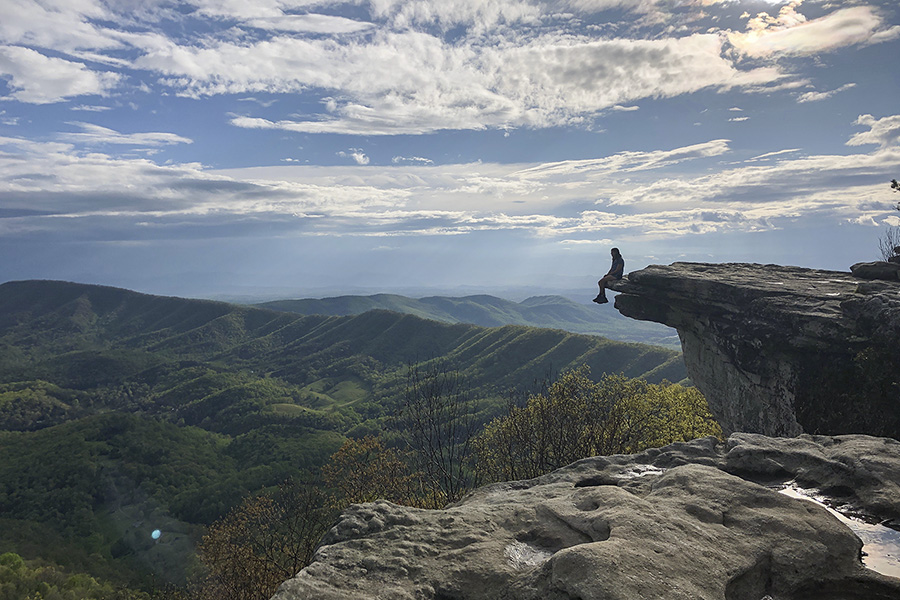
[322,436,424,508]
[474,366,722,483]
[191,480,335,600]
[877,226,900,261]
[878,179,900,259]
[400,361,480,506]
[0,552,151,600]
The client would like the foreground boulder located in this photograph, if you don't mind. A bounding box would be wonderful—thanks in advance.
[851,261,900,280]
[608,262,900,438]
[271,434,900,600]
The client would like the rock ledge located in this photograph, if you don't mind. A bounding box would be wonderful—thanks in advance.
[271,434,900,600]
[609,262,900,437]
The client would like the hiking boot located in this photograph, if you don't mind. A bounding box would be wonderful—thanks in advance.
[592,296,608,304]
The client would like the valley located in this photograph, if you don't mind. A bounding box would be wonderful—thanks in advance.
[0,279,687,594]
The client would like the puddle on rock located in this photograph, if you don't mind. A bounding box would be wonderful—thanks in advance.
[617,464,666,479]
[504,541,554,570]
[778,482,900,579]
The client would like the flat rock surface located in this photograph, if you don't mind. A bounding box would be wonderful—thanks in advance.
[609,262,864,343]
[271,434,900,600]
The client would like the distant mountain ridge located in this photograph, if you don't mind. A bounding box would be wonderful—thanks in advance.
[258,293,680,348]
[0,280,686,396]
[0,278,688,444]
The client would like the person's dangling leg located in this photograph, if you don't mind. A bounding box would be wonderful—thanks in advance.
[593,276,610,303]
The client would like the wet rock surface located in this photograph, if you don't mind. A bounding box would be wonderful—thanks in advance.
[608,262,900,437]
[270,434,900,600]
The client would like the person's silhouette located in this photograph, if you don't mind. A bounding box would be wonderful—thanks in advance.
[593,247,624,304]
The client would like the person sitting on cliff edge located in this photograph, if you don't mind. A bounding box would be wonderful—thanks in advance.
[593,247,624,304]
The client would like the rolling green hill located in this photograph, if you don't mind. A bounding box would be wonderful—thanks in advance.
[0,280,685,396]
[0,280,686,440]
[258,293,681,348]
[0,279,686,592]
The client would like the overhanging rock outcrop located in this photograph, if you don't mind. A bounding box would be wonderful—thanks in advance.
[271,434,900,600]
[609,262,900,438]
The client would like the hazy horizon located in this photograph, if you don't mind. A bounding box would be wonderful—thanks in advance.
[0,276,623,305]
[2,0,898,299]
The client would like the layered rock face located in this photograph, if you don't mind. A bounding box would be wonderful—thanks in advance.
[272,434,900,600]
[609,262,900,437]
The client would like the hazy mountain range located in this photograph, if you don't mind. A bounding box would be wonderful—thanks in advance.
[258,293,680,349]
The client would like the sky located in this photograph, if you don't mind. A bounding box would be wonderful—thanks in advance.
[1,0,899,300]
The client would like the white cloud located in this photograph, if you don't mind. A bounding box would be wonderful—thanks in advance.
[187,0,321,20]
[0,45,120,103]
[747,148,800,162]
[0,0,121,53]
[0,110,19,126]
[728,116,749,122]
[846,114,900,149]
[365,0,541,31]
[213,31,784,135]
[236,96,277,107]
[2,115,898,245]
[797,82,856,103]
[338,149,370,165]
[0,135,228,214]
[603,141,899,221]
[559,238,614,245]
[0,0,892,136]
[392,155,434,165]
[512,139,732,180]
[7,0,867,136]
[71,104,113,111]
[561,0,729,19]
[728,4,897,58]
[244,14,374,34]
[60,122,193,146]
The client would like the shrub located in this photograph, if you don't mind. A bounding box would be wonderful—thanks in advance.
[191,480,335,600]
[322,436,424,508]
[474,366,721,483]
[399,361,480,506]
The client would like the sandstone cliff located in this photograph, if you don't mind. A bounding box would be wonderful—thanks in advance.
[271,434,900,600]
[609,262,900,438]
